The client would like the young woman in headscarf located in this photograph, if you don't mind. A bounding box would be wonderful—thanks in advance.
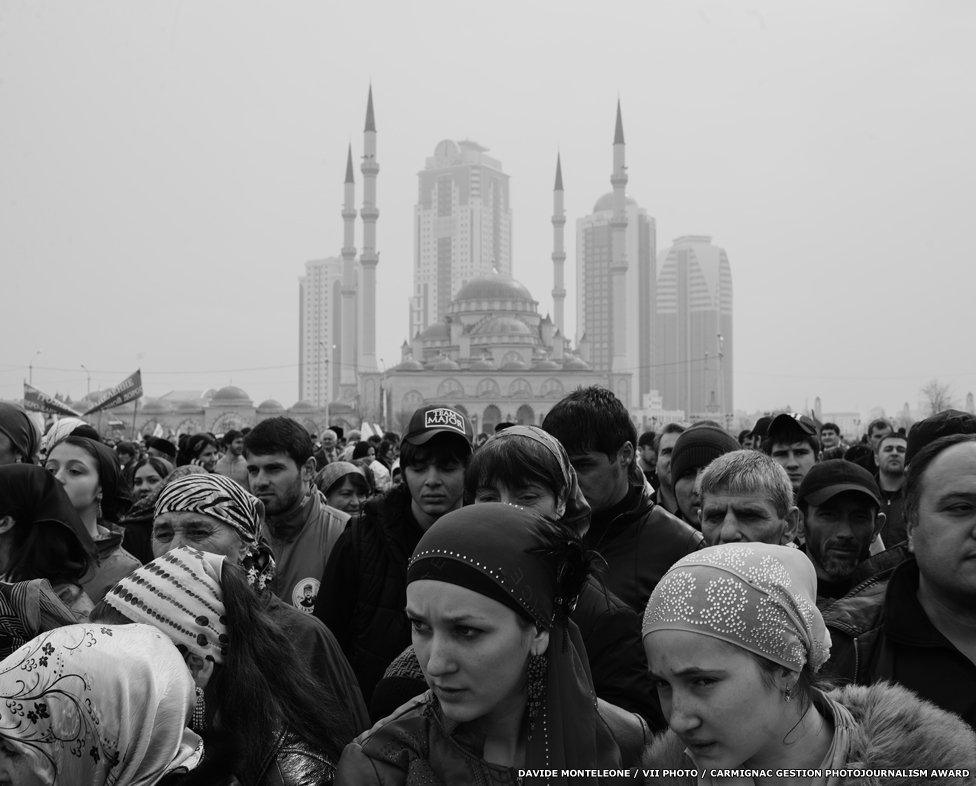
[43,435,140,603]
[0,622,202,784]
[180,432,219,472]
[641,543,976,784]
[315,461,370,517]
[0,463,97,620]
[117,455,176,564]
[93,546,342,784]
[371,425,663,729]
[338,503,648,784]
[141,472,368,744]
[0,402,39,466]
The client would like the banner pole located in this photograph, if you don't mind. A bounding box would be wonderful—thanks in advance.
[131,398,139,440]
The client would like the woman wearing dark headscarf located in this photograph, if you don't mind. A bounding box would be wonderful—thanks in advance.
[118,455,175,563]
[43,435,140,603]
[94,547,342,784]
[315,461,370,516]
[0,402,39,465]
[641,543,976,784]
[0,464,96,620]
[338,503,648,784]
[371,426,663,728]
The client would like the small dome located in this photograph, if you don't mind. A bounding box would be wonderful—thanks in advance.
[395,359,424,371]
[455,273,535,305]
[211,386,252,405]
[175,401,204,414]
[140,398,173,414]
[469,358,495,371]
[532,359,561,370]
[418,323,450,341]
[290,400,319,413]
[562,356,591,371]
[432,356,461,371]
[500,359,530,371]
[473,316,533,338]
[257,399,284,413]
[592,192,638,213]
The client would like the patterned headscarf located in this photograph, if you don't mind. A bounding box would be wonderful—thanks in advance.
[0,402,39,464]
[0,623,202,785]
[642,542,831,672]
[105,547,228,664]
[315,460,366,495]
[153,472,275,591]
[39,417,88,455]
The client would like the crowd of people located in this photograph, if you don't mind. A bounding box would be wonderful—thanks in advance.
[0,391,974,784]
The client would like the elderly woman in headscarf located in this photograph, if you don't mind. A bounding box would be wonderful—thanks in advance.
[315,461,370,517]
[370,426,663,729]
[43,435,140,603]
[0,622,202,784]
[0,402,39,466]
[93,547,340,784]
[142,472,368,744]
[338,503,649,784]
[641,543,976,784]
[0,464,97,620]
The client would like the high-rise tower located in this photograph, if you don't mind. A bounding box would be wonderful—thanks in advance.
[339,144,358,393]
[359,85,379,372]
[610,101,629,373]
[410,139,512,335]
[551,154,566,335]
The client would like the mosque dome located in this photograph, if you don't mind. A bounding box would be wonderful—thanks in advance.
[472,315,533,338]
[140,398,173,415]
[500,358,531,371]
[290,400,319,413]
[469,357,495,371]
[532,358,561,370]
[175,401,204,414]
[562,356,591,371]
[211,386,252,405]
[432,356,461,371]
[592,192,638,213]
[395,359,424,371]
[455,273,535,305]
[256,399,285,413]
[417,323,450,341]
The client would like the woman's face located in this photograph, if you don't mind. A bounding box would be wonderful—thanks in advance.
[326,476,367,515]
[195,444,218,472]
[152,510,244,563]
[44,443,101,516]
[473,479,559,517]
[367,446,376,460]
[133,463,164,501]
[407,579,548,727]
[645,630,792,768]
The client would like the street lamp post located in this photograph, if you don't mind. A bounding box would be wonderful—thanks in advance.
[81,364,91,397]
[28,350,42,385]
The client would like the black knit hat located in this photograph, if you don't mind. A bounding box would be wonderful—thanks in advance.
[796,459,881,509]
[670,425,741,482]
[906,409,976,464]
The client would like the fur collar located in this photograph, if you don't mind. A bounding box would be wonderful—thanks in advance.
[643,682,976,785]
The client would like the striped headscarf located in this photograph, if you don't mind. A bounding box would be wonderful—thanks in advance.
[153,473,275,591]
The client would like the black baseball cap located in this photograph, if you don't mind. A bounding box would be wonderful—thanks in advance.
[402,405,474,448]
[796,459,881,508]
[767,413,819,443]
[749,416,773,439]
[905,409,976,464]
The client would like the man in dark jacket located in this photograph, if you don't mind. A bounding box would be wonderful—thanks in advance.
[315,405,473,702]
[542,386,703,614]
[822,433,976,729]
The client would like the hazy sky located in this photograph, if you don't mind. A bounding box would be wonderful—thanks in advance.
[3,1,974,417]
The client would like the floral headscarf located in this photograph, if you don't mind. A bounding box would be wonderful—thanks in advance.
[154,472,275,591]
[0,623,202,785]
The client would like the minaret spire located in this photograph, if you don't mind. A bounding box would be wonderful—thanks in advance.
[359,84,380,372]
[610,99,629,374]
[551,153,566,335]
[339,143,358,395]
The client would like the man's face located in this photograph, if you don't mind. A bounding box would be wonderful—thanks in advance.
[699,490,795,546]
[569,446,631,513]
[868,424,893,451]
[639,444,656,466]
[820,429,839,450]
[403,453,466,527]
[804,492,880,582]
[655,433,681,491]
[322,434,336,451]
[769,440,817,491]
[876,437,907,476]
[246,451,311,515]
[229,437,244,457]
[673,469,702,524]
[908,442,976,605]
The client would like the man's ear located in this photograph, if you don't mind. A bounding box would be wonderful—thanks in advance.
[872,511,887,539]
[301,456,317,484]
[617,441,634,468]
[782,507,801,545]
[0,515,16,536]
[906,511,918,553]
[530,628,550,657]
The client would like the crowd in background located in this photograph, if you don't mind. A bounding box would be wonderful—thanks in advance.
[0,391,974,784]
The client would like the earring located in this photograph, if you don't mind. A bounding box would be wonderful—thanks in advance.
[192,686,206,732]
[783,685,793,703]
[526,652,548,734]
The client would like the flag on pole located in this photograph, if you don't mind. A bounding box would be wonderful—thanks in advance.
[22,382,84,418]
[83,369,143,416]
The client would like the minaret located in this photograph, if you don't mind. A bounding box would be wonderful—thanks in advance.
[339,144,358,393]
[610,99,629,373]
[551,153,567,335]
[359,85,379,372]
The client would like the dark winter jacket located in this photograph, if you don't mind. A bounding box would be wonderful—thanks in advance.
[642,682,976,785]
[369,577,665,730]
[585,479,704,614]
[337,692,650,784]
[822,557,976,729]
[314,484,425,702]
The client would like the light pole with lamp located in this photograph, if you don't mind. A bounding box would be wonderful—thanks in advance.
[28,350,42,385]
[80,364,91,397]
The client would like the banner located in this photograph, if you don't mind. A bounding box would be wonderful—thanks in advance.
[22,382,84,418]
[83,369,143,416]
